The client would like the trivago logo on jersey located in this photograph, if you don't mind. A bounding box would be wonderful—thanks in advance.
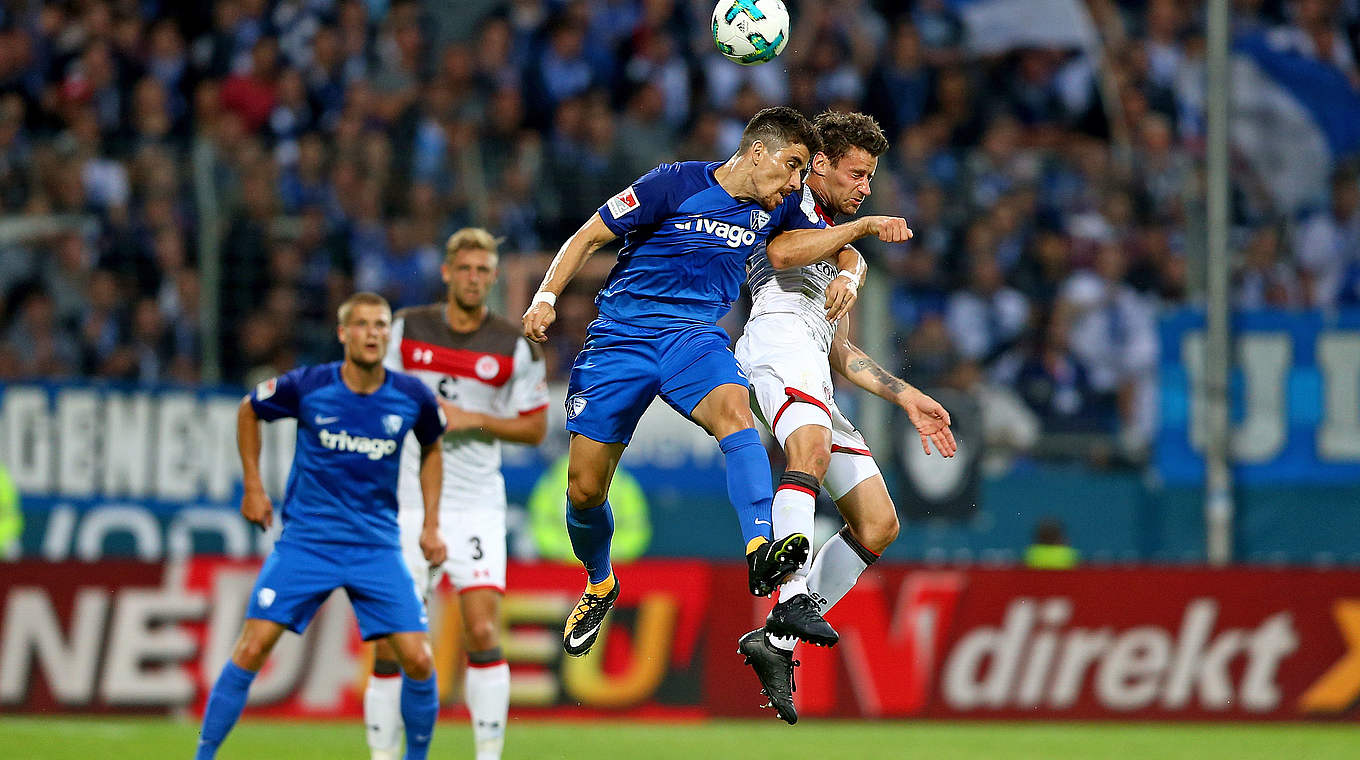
[673,217,758,248]
[317,428,399,460]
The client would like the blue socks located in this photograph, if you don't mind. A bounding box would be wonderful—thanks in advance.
[195,661,256,759]
[719,428,775,547]
[566,498,615,583]
[400,673,438,760]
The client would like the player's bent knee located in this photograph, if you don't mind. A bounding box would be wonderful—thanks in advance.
[860,513,900,554]
[566,479,607,509]
[399,648,435,681]
[465,620,499,651]
[231,634,271,671]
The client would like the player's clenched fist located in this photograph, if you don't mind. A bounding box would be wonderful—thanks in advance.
[522,301,556,343]
[857,216,913,243]
[420,524,447,566]
[241,486,273,531]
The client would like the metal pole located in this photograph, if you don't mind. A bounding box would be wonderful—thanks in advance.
[193,137,223,384]
[1204,0,1234,565]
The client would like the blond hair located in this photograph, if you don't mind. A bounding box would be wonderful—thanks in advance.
[336,291,391,326]
[444,227,501,262]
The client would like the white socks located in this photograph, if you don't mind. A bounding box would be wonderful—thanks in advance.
[772,477,817,601]
[466,661,509,760]
[805,528,872,612]
[367,659,512,760]
[363,674,403,760]
[768,475,818,653]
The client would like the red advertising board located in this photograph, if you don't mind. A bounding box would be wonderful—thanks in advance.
[2,560,1358,721]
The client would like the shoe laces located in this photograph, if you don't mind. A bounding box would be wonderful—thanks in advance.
[569,589,611,627]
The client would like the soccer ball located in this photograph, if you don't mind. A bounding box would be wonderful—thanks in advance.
[711,0,789,66]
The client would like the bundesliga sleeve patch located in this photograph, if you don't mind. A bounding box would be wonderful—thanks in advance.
[606,185,641,218]
[256,377,277,400]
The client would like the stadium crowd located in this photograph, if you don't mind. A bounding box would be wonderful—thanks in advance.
[1,0,1358,457]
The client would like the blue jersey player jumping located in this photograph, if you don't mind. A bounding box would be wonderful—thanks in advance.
[195,293,448,760]
[521,107,913,657]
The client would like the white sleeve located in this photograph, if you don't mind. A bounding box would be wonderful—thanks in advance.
[385,316,406,371]
[509,337,550,416]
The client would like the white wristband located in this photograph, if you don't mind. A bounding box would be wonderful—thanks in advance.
[532,291,557,308]
[836,270,860,289]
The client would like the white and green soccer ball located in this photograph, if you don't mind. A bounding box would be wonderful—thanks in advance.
[711,0,789,66]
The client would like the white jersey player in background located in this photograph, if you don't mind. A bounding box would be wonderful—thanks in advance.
[366,228,549,760]
[735,110,957,724]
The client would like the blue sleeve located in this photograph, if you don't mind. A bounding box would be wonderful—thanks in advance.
[597,164,682,237]
[411,382,446,447]
[773,191,826,232]
[249,368,305,421]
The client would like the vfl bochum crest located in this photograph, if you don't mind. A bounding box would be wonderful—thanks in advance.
[382,414,403,436]
[750,210,770,230]
[566,394,587,419]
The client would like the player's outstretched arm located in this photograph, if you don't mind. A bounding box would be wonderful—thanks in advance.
[522,213,618,343]
[236,397,273,530]
[417,441,447,565]
[828,319,957,457]
[766,215,911,270]
[823,245,868,322]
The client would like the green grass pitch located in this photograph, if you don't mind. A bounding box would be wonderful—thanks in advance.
[4,717,1356,759]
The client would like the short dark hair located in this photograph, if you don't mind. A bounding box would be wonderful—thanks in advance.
[739,106,820,158]
[813,110,889,166]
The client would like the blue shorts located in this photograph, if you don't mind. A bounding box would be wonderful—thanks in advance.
[564,317,748,444]
[245,540,427,640]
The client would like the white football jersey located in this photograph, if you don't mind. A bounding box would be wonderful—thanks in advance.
[386,304,549,510]
[746,185,840,353]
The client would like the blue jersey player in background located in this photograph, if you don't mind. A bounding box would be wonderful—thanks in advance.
[520,107,913,657]
[195,292,448,760]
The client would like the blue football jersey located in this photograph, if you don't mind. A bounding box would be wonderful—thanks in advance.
[249,362,445,548]
[595,161,825,326]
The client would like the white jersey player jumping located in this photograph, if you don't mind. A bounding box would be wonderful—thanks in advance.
[734,111,958,724]
[366,228,549,760]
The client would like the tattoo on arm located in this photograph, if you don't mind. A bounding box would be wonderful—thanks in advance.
[848,356,908,394]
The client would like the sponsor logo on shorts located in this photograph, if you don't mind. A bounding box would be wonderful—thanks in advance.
[566,394,587,419]
[257,588,276,608]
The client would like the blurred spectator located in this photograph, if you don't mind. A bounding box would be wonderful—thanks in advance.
[1294,169,1360,307]
[1025,517,1079,569]
[864,22,931,139]
[946,252,1031,368]
[4,288,80,378]
[220,37,279,133]
[1057,244,1160,449]
[1267,0,1358,82]
[1010,313,1113,433]
[1235,225,1304,308]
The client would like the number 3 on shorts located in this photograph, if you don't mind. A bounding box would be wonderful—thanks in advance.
[469,536,483,561]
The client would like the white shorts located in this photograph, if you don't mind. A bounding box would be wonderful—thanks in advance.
[398,500,507,601]
[736,318,880,500]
